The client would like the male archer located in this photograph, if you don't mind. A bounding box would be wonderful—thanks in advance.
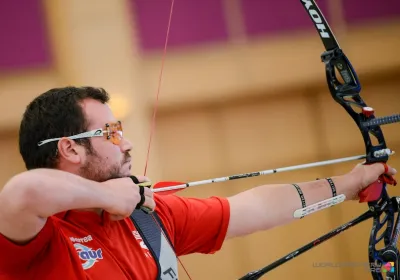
[0,86,396,280]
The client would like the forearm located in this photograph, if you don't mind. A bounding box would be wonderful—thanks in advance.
[226,174,358,238]
[0,169,111,218]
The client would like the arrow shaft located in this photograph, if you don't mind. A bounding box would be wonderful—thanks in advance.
[153,154,367,193]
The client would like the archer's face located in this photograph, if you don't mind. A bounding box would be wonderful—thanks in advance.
[78,98,133,182]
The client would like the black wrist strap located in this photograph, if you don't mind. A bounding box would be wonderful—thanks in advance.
[130,176,146,209]
[292,184,306,218]
[326,177,337,197]
[130,175,140,184]
[135,185,145,209]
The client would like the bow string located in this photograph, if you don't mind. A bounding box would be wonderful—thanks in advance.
[140,1,194,279]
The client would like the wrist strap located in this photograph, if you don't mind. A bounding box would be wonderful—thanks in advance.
[292,184,306,218]
[326,177,337,197]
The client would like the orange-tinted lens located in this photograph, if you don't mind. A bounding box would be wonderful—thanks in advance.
[106,121,123,145]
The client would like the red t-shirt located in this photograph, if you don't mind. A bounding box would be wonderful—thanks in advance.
[0,194,230,280]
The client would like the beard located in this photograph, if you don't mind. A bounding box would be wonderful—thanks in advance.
[79,148,131,182]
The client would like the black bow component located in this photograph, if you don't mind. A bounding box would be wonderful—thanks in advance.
[238,1,400,279]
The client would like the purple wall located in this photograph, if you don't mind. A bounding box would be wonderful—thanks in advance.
[343,0,400,23]
[0,0,399,72]
[0,0,52,72]
[240,0,330,37]
[132,0,229,51]
[131,0,400,52]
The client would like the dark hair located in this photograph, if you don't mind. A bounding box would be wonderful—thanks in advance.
[19,86,110,170]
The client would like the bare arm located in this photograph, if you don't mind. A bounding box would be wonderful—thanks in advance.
[225,174,358,239]
[0,169,113,244]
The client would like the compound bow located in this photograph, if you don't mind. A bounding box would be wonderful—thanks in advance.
[145,0,400,279]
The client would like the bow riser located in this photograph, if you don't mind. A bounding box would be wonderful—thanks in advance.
[323,50,390,165]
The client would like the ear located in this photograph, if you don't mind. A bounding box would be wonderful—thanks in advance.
[57,138,85,164]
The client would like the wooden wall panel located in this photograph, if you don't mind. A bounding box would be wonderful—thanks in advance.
[0,132,25,188]
[0,2,398,278]
[0,77,397,280]
[153,76,400,279]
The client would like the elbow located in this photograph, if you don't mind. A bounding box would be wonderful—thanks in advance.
[0,171,43,214]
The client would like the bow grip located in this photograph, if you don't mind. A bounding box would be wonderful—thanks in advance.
[359,178,384,202]
[358,163,397,203]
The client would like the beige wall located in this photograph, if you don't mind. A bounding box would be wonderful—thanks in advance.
[0,131,25,187]
[0,1,399,279]
[153,78,400,280]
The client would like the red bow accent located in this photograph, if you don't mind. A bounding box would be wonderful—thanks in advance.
[359,163,397,203]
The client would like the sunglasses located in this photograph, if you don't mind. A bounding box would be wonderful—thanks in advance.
[37,121,124,146]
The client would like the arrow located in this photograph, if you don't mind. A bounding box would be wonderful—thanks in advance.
[151,154,379,194]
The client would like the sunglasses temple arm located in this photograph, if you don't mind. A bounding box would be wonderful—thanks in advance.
[37,129,105,146]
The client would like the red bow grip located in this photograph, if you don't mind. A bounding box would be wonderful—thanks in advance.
[358,179,384,202]
[359,163,397,203]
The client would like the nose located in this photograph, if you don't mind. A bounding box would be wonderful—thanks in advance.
[120,137,133,153]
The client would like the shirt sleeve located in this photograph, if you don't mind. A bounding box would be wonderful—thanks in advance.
[154,194,230,256]
[0,217,55,272]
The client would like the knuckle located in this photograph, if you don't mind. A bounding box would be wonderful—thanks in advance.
[142,176,151,182]
[135,175,150,183]
[145,198,156,209]
[144,188,153,196]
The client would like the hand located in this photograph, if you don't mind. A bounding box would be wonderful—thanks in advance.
[101,176,156,220]
[349,162,397,200]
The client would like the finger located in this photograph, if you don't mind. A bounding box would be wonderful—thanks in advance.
[132,175,151,183]
[135,185,154,207]
[143,186,154,198]
[138,181,152,189]
[141,197,156,213]
[369,162,389,176]
[385,165,397,176]
[140,206,155,214]
[130,175,152,189]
